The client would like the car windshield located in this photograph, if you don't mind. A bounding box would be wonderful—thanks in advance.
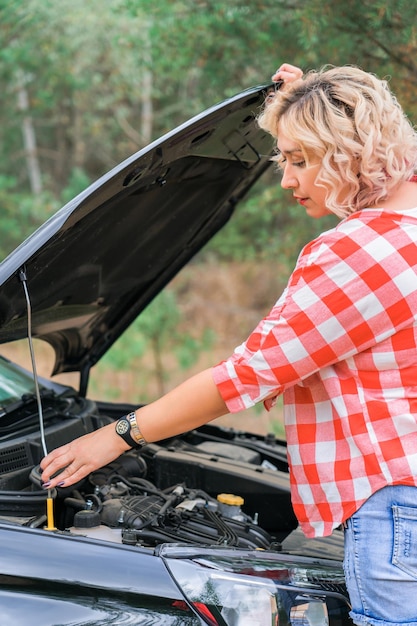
[0,357,38,411]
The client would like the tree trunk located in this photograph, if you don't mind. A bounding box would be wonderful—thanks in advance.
[16,72,42,195]
[140,21,153,145]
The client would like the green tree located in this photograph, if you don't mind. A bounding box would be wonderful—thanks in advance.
[1,0,417,271]
[92,289,214,399]
[295,0,417,110]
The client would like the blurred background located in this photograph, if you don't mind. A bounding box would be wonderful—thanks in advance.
[1,0,417,436]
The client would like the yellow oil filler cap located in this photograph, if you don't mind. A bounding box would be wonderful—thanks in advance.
[217,493,244,506]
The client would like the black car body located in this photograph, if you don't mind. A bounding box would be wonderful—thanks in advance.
[0,85,351,625]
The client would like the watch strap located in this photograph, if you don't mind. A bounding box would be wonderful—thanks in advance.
[115,412,147,449]
[126,411,147,448]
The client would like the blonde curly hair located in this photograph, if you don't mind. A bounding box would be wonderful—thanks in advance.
[258,66,417,218]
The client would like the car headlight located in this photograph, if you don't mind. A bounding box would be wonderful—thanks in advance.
[161,546,351,626]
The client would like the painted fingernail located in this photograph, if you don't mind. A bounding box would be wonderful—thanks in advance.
[57,481,65,487]
[42,481,51,488]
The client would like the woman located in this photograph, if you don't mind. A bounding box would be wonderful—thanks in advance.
[41,63,417,625]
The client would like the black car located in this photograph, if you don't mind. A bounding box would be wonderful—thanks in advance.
[0,85,351,625]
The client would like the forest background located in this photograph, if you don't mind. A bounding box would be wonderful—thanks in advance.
[1,0,417,437]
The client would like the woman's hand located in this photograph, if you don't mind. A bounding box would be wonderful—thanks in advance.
[272,63,303,85]
[40,422,130,489]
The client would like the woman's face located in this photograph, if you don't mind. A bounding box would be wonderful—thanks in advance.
[276,131,332,219]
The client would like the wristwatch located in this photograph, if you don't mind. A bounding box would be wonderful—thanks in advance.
[115,412,147,449]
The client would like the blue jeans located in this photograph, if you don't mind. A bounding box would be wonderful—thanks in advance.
[343,485,417,626]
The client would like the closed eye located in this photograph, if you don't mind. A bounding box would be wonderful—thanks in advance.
[272,154,306,170]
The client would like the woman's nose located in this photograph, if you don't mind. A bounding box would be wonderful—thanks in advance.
[280,167,297,190]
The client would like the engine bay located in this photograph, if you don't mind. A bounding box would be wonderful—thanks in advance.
[0,386,299,550]
[0,364,346,562]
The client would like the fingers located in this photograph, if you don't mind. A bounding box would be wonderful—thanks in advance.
[272,63,303,85]
[40,441,89,489]
[45,461,93,489]
[40,445,70,480]
[40,423,128,489]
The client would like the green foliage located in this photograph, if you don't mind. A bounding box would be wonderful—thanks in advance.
[121,0,301,98]
[60,168,91,205]
[0,175,59,260]
[94,289,215,399]
[0,0,303,200]
[2,0,416,258]
[294,0,417,99]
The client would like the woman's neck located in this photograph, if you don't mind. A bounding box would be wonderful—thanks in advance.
[369,179,417,212]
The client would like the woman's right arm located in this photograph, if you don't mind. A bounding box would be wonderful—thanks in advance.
[40,368,229,489]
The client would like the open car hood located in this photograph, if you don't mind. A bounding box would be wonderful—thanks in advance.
[0,85,273,381]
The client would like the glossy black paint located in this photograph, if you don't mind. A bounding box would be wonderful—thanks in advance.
[0,86,274,383]
[0,523,197,625]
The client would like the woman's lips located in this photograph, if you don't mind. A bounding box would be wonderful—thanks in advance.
[294,196,308,205]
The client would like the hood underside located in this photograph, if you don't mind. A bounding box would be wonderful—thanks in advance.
[0,86,274,378]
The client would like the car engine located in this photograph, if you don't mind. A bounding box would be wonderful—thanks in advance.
[0,400,294,551]
[0,385,347,562]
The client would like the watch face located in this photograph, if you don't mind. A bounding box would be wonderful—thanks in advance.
[116,419,129,435]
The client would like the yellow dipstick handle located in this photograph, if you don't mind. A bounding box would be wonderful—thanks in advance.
[44,492,57,531]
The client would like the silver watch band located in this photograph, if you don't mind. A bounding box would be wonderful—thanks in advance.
[126,411,148,448]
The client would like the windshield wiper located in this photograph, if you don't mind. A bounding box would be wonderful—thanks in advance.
[0,388,56,419]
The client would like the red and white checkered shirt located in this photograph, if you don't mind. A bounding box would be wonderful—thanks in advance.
[212,207,417,537]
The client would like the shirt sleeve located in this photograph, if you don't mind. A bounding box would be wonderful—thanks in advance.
[212,216,417,413]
